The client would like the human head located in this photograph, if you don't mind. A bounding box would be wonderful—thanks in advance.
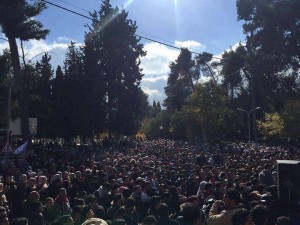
[124,197,136,212]
[108,219,126,225]
[81,218,108,225]
[150,196,161,208]
[275,216,292,225]
[142,215,158,225]
[71,205,83,223]
[223,188,241,208]
[55,215,74,225]
[30,201,43,213]
[85,194,97,206]
[80,206,94,221]
[157,203,169,217]
[37,176,47,185]
[11,217,28,225]
[59,188,67,198]
[113,193,123,206]
[18,174,27,184]
[250,204,269,225]
[182,203,204,225]
[28,191,40,201]
[45,197,54,208]
[232,208,253,225]
[0,206,9,225]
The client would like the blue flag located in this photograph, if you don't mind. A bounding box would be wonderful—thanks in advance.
[14,141,28,155]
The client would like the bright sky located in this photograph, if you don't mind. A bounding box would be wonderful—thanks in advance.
[0,0,246,104]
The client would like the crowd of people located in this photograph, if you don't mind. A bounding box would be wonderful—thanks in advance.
[0,138,300,225]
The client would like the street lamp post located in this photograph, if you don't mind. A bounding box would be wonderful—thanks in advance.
[160,125,163,138]
[237,107,261,146]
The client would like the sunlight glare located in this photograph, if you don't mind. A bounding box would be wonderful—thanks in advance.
[123,0,135,9]
[174,0,178,8]
[174,0,180,39]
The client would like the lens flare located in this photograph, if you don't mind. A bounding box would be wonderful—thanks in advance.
[123,0,135,9]
[174,0,178,8]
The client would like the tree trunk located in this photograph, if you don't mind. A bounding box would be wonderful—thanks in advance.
[8,37,30,139]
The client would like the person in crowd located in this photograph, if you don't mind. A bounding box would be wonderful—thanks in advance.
[43,197,56,224]
[196,152,207,167]
[25,177,37,198]
[77,206,95,225]
[85,194,106,220]
[208,188,242,225]
[27,201,45,225]
[142,215,158,225]
[10,217,28,225]
[53,188,72,218]
[250,204,269,225]
[81,218,108,225]
[145,172,158,190]
[146,196,161,219]
[0,205,9,225]
[4,175,18,218]
[106,194,123,220]
[15,175,27,217]
[122,197,138,225]
[259,164,274,187]
[180,203,204,225]
[156,203,179,225]
[231,208,253,225]
[275,216,293,225]
[71,205,83,225]
[22,191,40,218]
[0,138,299,225]
[53,215,74,225]
[37,176,49,202]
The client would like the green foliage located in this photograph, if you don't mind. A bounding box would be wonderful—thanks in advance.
[258,112,286,140]
[32,53,54,137]
[195,52,217,84]
[282,100,300,140]
[258,100,300,141]
[61,42,85,138]
[141,111,170,138]
[237,0,300,72]
[164,48,195,112]
[0,0,49,137]
[0,0,49,40]
[0,50,12,127]
[169,110,190,139]
[221,44,247,99]
[184,82,231,142]
[84,0,147,135]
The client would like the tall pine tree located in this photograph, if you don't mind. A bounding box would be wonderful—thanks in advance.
[164,48,195,113]
[84,0,147,135]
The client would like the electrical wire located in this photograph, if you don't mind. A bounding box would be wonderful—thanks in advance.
[41,0,222,60]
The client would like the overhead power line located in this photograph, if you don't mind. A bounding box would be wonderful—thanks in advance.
[43,0,92,20]
[56,0,91,13]
[42,0,222,60]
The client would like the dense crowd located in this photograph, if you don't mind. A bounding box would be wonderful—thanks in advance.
[0,138,300,225]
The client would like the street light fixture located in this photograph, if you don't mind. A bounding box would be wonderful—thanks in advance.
[237,107,261,146]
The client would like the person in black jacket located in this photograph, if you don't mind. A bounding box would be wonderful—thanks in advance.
[157,203,179,225]
[28,201,45,225]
